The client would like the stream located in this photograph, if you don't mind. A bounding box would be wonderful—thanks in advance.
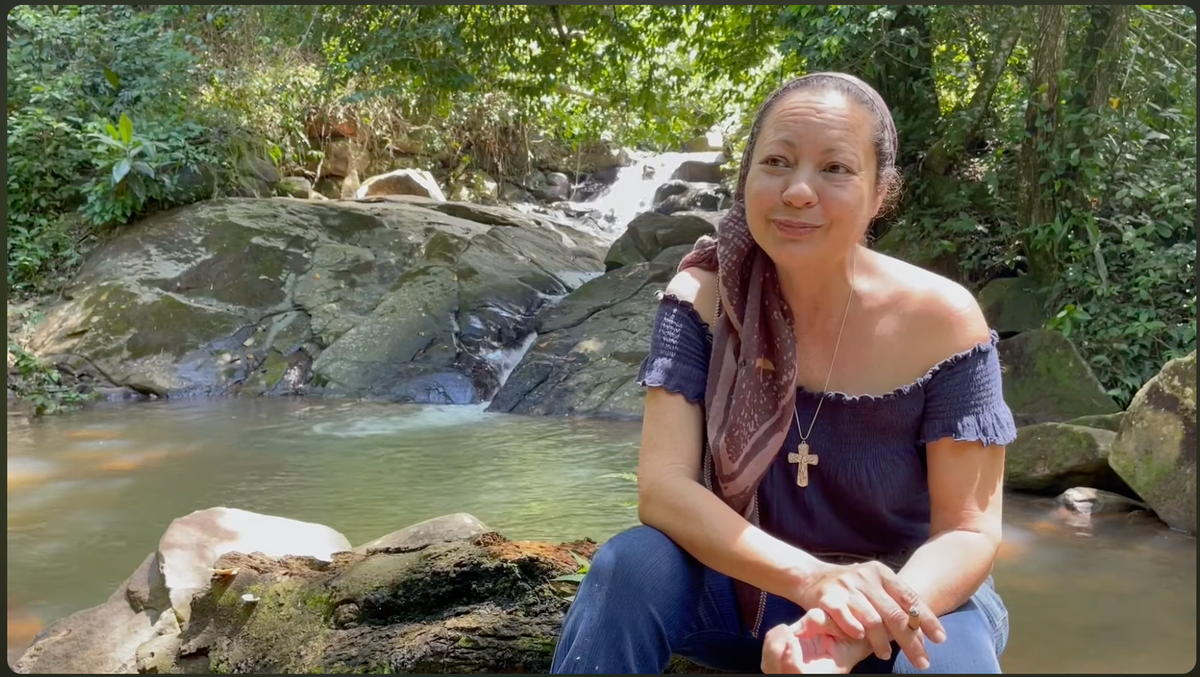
[7,398,1196,673]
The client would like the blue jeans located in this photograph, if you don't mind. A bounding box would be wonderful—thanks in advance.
[552,526,1009,674]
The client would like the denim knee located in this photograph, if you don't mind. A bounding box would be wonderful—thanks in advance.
[974,577,1009,657]
[584,525,696,597]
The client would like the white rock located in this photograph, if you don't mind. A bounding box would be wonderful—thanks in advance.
[356,169,447,202]
[157,507,351,623]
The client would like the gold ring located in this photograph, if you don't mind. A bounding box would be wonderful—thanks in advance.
[907,606,921,631]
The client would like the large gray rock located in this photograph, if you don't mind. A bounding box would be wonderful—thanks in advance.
[603,211,716,272]
[670,158,727,184]
[1004,423,1130,495]
[977,276,1048,336]
[13,548,178,673]
[353,513,491,554]
[997,330,1121,426]
[13,511,596,675]
[652,180,732,215]
[276,176,313,199]
[1065,412,1126,432]
[488,260,677,419]
[27,199,603,403]
[1109,351,1197,534]
[538,139,631,174]
[11,583,157,674]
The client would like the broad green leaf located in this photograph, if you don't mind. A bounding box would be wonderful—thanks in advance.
[112,158,132,185]
[119,113,133,144]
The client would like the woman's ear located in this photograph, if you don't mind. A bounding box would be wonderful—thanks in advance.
[869,186,887,220]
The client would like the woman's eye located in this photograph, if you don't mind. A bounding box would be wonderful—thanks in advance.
[761,156,788,168]
[826,164,849,174]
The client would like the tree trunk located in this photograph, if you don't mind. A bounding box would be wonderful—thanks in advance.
[1017,4,1067,279]
[1083,5,1133,113]
[1063,4,1131,279]
[924,20,1020,177]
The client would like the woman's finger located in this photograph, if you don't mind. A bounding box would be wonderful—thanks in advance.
[761,624,804,674]
[823,599,866,641]
[858,582,930,668]
[879,575,945,644]
[846,592,892,661]
[794,608,851,641]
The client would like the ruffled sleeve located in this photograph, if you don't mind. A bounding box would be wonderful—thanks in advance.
[918,332,1018,447]
[636,294,712,405]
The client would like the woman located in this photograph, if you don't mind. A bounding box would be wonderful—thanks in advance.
[551,72,1015,674]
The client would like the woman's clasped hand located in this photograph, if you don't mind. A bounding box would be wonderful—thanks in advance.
[762,561,947,673]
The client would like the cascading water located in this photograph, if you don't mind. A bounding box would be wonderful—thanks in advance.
[517,149,727,245]
[456,149,729,409]
[565,150,725,240]
[486,330,539,396]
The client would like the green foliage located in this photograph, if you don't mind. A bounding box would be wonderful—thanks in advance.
[551,552,592,603]
[7,323,93,416]
[6,6,262,293]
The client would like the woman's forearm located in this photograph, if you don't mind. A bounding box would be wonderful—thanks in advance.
[896,529,999,617]
[639,475,832,603]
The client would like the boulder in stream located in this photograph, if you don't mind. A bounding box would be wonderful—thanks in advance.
[353,513,491,554]
[26,198,604,404]
[996,329,1122,426]
[1004,423,1131,495]
[670,158,727,184]
[11,507,352,675]
[1108,350,1196,534]
[488,255,679,419]
[652,180,732,215]
[603,211,718,272]
[977,276,1049,337]
[1055,487,1151,516]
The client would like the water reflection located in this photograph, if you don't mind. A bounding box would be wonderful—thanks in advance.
[7,398,1195,672]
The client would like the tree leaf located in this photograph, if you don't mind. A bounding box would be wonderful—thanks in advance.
[112,158,132,185]
[119,113,133,144]
[103,67,120,90]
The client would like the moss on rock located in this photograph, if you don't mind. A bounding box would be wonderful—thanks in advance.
[997,330,1121,426]
[172,535,594,674]
[1109,351,1196,534]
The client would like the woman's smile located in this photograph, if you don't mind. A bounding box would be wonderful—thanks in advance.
[771,217,824,238]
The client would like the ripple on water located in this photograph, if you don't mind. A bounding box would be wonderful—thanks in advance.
[310,404,495,437]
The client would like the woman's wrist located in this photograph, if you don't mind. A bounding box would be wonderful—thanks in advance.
[779,553,838,606]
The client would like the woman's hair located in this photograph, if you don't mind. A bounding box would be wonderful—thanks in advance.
[737,72,904,216]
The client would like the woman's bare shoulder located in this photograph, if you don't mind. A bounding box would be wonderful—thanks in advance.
[873,251,991,354]
[665,267,718,328]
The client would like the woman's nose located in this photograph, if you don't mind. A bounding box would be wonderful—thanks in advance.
[781,174,818,208]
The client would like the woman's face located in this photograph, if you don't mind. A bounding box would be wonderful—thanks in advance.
[743,88,885,269]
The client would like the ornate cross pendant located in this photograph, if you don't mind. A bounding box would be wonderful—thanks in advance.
[787,441,819,488]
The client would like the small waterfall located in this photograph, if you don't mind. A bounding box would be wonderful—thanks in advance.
[483,331,539,400]
[517,149,726,244]
[565,150,725,240]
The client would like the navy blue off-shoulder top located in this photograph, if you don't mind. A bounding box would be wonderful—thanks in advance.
[637,295,1018,564]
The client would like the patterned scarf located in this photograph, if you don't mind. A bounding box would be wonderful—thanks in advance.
[676,72,898,633]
